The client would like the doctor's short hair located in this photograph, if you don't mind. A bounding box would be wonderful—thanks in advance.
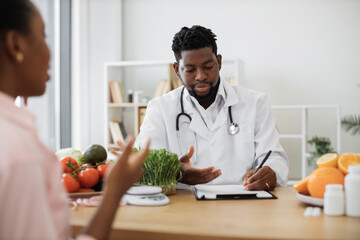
[0,0,35,40]
[172,25,218,63]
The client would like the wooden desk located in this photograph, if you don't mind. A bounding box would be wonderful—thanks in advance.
[70,187,360,240]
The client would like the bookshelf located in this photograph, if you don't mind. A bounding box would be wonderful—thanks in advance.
[103,59,243,150]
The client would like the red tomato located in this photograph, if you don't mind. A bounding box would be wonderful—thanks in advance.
[61,173,80,193]
[60,157,79,173]
[97,163,109,179]
[77,168,99,188]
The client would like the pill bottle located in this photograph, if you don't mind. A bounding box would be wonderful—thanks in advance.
[345,165,360,217]
[128,89,133,103]
[324,184,344,216]
[133,91,143,104]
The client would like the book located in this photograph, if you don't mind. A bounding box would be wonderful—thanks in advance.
[109,81,123,103]
[109,121,118,144]
[109,121,124,144]
[108,128,115,144]
[118,121,127,140]
[117,82,125,103]
[109,82,116,103]
[113,121,124,143]
[153,79,169,98]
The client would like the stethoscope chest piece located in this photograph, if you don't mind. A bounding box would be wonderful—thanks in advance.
[228,123,239,135]
[228,106,239,135]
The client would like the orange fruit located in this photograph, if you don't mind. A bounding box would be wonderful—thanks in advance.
[316,153,338,168]
[338,153,360,175]
[307,167,344,198]
[293,176,310,195]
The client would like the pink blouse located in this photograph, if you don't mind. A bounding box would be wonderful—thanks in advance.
[0,92,93,240]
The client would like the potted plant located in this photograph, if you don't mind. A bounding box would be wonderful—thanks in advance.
[341,83,360,136]
[341,115,360,136]
[138,149,181,195]
[307,136,335,172]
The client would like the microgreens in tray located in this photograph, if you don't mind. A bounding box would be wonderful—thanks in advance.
[136,148,182,194]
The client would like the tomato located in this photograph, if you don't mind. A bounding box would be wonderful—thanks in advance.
[77,168,100,188]
[97,163,109,179]
[61,173,80,193]
[60,157,79,173]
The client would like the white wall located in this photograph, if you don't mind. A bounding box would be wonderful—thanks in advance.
[74,0,360,178]
[121,0,360,161]
[72,0,122,151]
[25,0,58,151]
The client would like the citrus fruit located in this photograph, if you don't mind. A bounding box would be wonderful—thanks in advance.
[307,167,344,198]
[338,153,360,175]
[316,153,338,168]
[293,176,310,195]
[83,144,107,165]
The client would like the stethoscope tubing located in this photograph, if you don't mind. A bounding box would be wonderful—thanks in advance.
[176,87,192,131]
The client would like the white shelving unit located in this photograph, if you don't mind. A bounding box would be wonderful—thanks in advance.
[103,59,242,149]
[272,105,341,183]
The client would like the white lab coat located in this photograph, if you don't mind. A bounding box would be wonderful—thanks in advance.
[135,80,289,186]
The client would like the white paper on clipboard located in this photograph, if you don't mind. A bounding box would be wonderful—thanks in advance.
[193,184,275,200]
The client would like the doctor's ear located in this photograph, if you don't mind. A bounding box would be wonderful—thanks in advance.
[217,54,222,70]
[173,62,179,75]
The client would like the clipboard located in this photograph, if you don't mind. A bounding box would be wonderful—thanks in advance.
[193,184,277,200]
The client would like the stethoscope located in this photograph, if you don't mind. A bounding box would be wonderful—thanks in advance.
[176,86,239,135]
[175,87,239,163]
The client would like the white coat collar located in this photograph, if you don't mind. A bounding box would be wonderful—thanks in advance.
[222,79,239,107]
[180,79,239,139]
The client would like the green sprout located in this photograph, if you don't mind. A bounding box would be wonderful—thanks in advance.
[137,149,182,186]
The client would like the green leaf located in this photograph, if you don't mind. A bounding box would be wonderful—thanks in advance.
[307,136,335,155]
[341,114,360,136]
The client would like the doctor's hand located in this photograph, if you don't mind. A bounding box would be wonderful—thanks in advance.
[243,166,277,191]
[179,146,222,185]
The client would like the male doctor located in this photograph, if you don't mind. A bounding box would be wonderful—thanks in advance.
[135,25,288,190]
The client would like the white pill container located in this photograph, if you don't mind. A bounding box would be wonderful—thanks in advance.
[345,165,360,217]
[324,184,344,216]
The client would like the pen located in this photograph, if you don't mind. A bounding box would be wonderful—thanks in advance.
[252,150,272,176]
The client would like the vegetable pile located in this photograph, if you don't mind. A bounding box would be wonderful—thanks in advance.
[138,149,182,187]
[56,145,109,193]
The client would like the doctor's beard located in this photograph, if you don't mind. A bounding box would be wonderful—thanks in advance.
[187,78,221,101]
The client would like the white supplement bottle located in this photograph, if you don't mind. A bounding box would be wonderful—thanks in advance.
[324,184,344,216]
[345,165,360,217]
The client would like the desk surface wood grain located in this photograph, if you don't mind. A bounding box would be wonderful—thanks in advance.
[70,186,360,240]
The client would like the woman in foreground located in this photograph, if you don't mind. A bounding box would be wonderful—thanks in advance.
[0,0,149,239]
